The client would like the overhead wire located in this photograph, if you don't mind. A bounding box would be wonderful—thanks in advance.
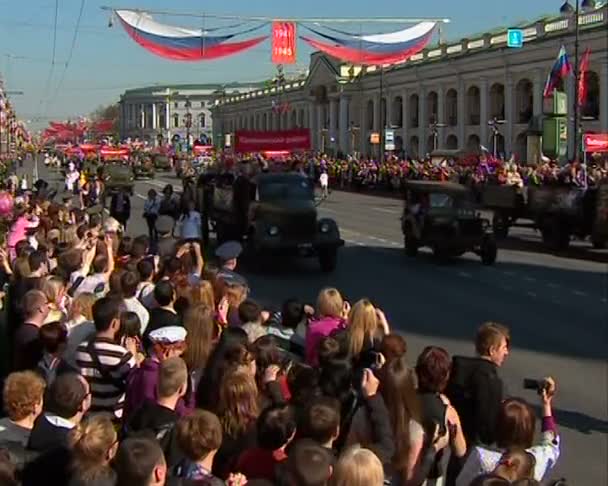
[50,0,86,104]
[40,0,59,112]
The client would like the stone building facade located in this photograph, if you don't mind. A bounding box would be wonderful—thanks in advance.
[212,6,608,161]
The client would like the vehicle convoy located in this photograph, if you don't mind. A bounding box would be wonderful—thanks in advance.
[482,181,608,250]
[198,171,344,272]
[402,180,497,265]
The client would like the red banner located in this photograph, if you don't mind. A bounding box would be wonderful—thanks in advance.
[235,129,311,153]
[271,22,297,64]
[584,133,608,153]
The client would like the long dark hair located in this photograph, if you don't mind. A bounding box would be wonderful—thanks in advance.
[380,356,421,473]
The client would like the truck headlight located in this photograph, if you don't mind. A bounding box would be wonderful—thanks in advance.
[320,222,331,233]
[268,226,279,236]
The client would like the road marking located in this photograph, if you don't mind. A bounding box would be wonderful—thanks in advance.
[548,282,561,289]
[502,271,516,276]
[134,192,147,200]
[371,207,400,214]
[524,276,537,282]
[572,290,588,297]
[458,271,472,278]
[527,291,538,298]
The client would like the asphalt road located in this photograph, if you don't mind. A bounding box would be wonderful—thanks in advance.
[33,158,608,485]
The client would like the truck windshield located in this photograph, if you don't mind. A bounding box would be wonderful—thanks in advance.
[258,179,314,201]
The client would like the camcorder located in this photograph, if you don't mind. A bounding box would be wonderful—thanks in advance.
[523,378,551,394]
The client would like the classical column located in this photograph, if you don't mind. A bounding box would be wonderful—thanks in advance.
[360,98,369,155]
[152,103,157,130]
[140,104,145,130]
[418,86,427,157]
[385,92,393,131]
[329,98,338,151]
[316,104,324,152]
[533,68,544,117]
[338,95,349,154]
[401,88,409,154]
[437,86,445,149]
[373,93,381,132]
[479,78,489,148]
[600,60,608,132]
[165,102,171,140]
[309,104,317,151]
[457,79,466,149]
[504,75,514,157]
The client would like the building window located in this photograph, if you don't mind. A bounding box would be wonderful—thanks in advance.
[201,101,205,108]
[174,101,179,109]
[173,114,179,128]
[200,113,206,128]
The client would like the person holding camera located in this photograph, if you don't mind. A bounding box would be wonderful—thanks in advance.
[456,377,560,486]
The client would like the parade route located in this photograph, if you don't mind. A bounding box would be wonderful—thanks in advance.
[33,161,608,485]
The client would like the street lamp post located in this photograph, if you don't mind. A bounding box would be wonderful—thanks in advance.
[488,117,506,158]
[559,0,597,161]
[184,99,192,152]
[429,120,447,151]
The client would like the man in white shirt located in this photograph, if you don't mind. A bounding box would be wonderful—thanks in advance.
[121,270,150,334]
[319,171,329,199]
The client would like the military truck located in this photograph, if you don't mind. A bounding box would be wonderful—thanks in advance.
[100,162,135,200]
[482,182,608,250]
[198,172,344,272]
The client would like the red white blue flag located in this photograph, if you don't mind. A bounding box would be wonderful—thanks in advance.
[543,45,572,98]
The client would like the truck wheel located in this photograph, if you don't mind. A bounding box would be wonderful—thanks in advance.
[480,236,498,265]
[404,230,419,257]
[492,213,509,239]
[319,248,338,272]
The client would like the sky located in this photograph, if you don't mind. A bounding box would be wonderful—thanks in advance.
[0,0,573,131]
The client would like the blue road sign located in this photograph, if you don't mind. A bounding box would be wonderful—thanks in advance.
[507,29,524,48]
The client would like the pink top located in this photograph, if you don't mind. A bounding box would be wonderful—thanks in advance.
[305,316,346,366]
[8,216,38,259]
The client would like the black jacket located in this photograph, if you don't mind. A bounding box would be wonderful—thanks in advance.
[126,400,183,468]
[445,356,504,446]
[27,415,71,453]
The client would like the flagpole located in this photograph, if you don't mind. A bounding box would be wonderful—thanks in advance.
[573,0,580,163]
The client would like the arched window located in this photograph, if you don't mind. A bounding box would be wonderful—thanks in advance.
[199,113,206,128]
[490,83,505,120]
[427,91,438,124]
[516,79,533,124]
[446,89,458,126]
[367,100,374,130]
[392,96,403,128]
[581,71,599,120]
[173,114,179,128]
[446,134,458,149]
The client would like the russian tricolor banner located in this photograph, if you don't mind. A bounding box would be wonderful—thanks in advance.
[543,45,573,98]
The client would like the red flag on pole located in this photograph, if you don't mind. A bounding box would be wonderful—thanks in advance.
[578,48,591,107]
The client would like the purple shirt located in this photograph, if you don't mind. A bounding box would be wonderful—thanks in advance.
[305,316,346,366]
[124,358,194,420]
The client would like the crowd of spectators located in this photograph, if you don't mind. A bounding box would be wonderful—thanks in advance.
[0,170,563,486]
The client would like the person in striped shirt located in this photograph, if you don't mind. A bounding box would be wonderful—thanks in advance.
[76,297,137,421]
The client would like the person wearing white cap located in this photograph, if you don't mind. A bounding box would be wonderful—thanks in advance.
[124,326,193,420]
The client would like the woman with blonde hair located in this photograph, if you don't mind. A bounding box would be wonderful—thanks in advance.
[68,414,118,486]
[189,280,216,311]
[330,445,384,486]
[344,298,390,360]
[182,303,218,387]
[42,276,67,324]
[65,292,95,334]
[305,287,348,365]
[212,370,260,479]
